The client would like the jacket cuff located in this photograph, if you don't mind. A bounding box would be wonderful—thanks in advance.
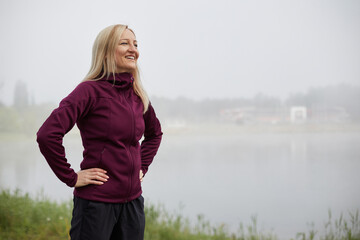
[66,172,78,187]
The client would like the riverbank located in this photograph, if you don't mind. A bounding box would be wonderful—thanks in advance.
[1,189,359,240]
[1,122,359,142]
[163,122,360,135]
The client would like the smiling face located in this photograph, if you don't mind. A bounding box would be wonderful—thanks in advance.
[114,28,139,73]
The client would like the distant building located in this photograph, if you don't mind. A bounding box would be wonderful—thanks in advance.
[290,106,307,123]
[220,105,350,125]
[220,107,255,124]
[220,107,286,124]
[310,106,350,123]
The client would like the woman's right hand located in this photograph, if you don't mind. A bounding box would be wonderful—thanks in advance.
[75,168,109,188]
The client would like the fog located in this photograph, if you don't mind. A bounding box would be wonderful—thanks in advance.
[1,0,360,239]
[0,0,359,104]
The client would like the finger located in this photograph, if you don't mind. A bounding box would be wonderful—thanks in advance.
[91,168,107,173]
[85,171,107,180]
[92,175,108,182]
[89,180,105,185]
[86,169,108,177]
[90,172,109,179]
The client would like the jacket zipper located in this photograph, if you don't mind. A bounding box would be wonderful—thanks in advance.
[121,90,135,202]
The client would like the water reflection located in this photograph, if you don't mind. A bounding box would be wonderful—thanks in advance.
[1,128,359,239]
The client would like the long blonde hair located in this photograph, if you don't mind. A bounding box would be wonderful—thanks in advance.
[84,24,149,113]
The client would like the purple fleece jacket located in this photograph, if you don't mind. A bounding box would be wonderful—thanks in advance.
[37,72,162,203]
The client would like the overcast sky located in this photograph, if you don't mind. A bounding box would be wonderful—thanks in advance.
[0,0,359,105]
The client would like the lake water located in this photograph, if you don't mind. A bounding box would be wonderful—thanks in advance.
[1,125,360,239]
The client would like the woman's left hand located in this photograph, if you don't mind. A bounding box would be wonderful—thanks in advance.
[139,170,144,182]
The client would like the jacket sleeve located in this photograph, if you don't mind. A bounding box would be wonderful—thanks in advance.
[36,82,94,187]
[140,103,163,175]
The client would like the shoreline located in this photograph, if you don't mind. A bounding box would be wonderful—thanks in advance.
[1,122,360,141]
[163,122,360,135]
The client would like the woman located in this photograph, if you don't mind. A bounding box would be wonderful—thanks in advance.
[37,24,162,240]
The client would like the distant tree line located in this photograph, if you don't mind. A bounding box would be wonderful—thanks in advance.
[1,82,359,134]
[152,84,360,123]
[0,80,53,134]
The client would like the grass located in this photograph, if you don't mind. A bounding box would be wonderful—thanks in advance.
[0,189,71,240]
[0,189,359,240]
[295,210,360,240]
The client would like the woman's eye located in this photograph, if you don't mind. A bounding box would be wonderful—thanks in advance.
[134,44,138,48]
[120,42,128,45]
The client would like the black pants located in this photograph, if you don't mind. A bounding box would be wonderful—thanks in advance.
[70,196,145,240]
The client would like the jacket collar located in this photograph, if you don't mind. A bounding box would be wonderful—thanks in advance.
[99,72,134,89]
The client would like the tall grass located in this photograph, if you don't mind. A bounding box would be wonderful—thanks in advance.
[144,203,277,240]
[0,189,71,240]
[0,189,359,240]
[295,210,360,240]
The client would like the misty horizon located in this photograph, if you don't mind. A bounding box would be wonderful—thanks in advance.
[1,79,359,107]
[1,0,359,107]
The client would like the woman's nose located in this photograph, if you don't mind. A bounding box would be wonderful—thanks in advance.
[128,43,137,52]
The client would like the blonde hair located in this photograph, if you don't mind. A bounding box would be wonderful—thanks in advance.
[84,24,149,113]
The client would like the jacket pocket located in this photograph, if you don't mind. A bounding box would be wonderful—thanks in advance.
[80,148,105,170]
[98,147,106,168]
